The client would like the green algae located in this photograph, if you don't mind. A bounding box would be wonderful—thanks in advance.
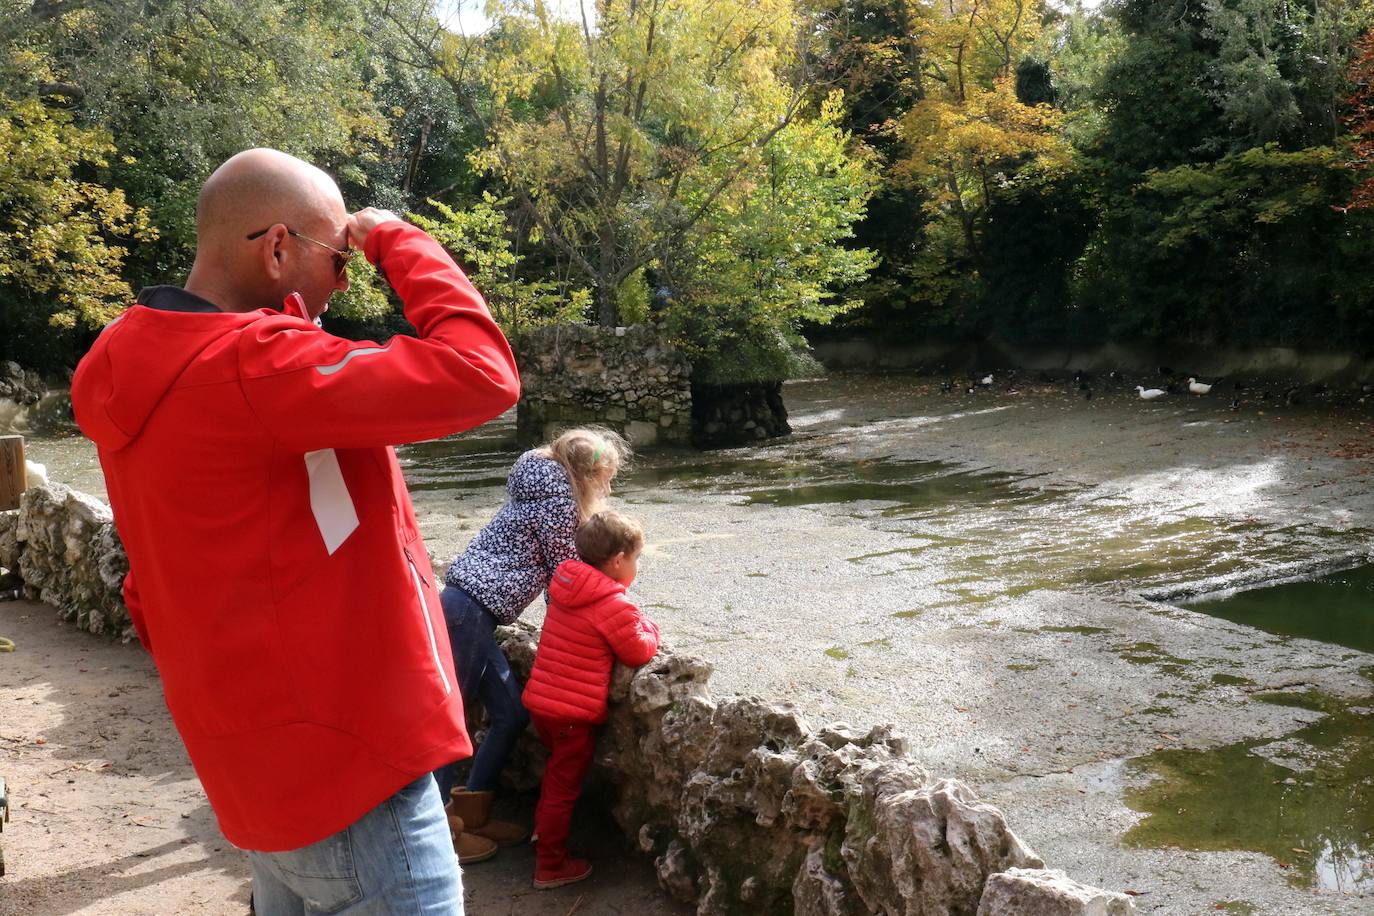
[1042,625,1111,635]
[1124,691,1374,892]
[891,609,924,619]
[824,647,850,660]
[1210,673,1257,687]
[1112,642,1193,672]
[1006,663,1040,672]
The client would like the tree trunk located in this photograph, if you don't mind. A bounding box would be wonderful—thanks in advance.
[596,222,620,326]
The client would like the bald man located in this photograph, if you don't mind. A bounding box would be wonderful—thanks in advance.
[73,149,521,914]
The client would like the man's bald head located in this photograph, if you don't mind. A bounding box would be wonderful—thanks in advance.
[185,149,352,315]
[196,148,345,245]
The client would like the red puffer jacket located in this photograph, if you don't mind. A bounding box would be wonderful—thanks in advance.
[522,559,660,723]
[72,221,520,852]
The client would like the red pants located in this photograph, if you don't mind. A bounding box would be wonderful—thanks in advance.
[532,717,597,868]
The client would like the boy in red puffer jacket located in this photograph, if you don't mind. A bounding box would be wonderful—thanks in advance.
[522,510,660,888]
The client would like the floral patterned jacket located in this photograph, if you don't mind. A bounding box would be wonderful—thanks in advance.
[444,450,579,624]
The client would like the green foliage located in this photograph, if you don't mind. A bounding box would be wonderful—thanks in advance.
[0,92,154,367]
[409,195,590,334]
[5,0,397,283]
[664,95,879,380]
[616,268,651,327]
[1074,144,1374,345]
[7,0,1374,376]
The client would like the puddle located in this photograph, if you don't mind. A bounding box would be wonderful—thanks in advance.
[1181,564,1374,653]
[1124,691,1374,892]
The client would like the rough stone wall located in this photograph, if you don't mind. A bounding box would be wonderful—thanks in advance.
[0,360,49,434]
[494,624,1134,916]
[0,483,131,637]
[3,482,1134,915]
[513,323,693,448]
[692,381,791,448]
[0,361,44,406]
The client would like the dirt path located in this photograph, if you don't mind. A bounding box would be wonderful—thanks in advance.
[0,601,686,915]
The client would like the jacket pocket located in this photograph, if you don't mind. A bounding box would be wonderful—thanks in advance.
[405,548,452,696]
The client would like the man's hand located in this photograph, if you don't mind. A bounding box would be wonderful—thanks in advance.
[347,208,402,250]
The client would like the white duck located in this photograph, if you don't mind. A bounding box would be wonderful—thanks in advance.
[1136,386,1166,400]
[980,373,994,386]
[1188,377,1212,395]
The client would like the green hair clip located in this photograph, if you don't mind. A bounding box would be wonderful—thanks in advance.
[591,439,608,465]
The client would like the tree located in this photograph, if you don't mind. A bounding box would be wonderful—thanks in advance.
[4,0,397,284]
[892,0,1072,323]
[0,91,154,367]
[409,194,592,333]
[664,94,880,377]
[382,0,819,327]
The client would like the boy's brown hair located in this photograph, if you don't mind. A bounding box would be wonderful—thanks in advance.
[576,510,645,567]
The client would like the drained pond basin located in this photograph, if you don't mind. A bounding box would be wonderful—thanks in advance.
[25,372,1374,913]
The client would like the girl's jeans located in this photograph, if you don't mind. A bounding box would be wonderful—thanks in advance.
[247,774,462,915]
[433,585,530,800]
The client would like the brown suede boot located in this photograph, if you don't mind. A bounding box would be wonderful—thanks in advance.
[446,808,498,864]
[449,788,530,847]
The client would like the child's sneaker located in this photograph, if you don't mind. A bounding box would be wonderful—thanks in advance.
[533,857,593,889]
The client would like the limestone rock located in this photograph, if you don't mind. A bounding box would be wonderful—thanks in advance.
[8,484,130,637]
[793,840,869,916]
[490,626,1116,916]
[843,774,1044,915]
[976,869,1136,916]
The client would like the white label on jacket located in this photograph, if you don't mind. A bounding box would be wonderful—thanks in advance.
[304,449,360,555]
[314,346,387,376]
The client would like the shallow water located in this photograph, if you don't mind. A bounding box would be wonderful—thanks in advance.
[1125,690,1374,893]
[1182,565,1374,654]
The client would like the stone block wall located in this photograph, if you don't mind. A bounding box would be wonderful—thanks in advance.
[513,323,693,448]
[0,483,131,637]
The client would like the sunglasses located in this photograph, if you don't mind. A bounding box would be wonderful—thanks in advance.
[246,226,355,278]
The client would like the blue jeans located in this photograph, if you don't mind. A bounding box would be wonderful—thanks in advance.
[434,586,530,799]
[247,774,462,915]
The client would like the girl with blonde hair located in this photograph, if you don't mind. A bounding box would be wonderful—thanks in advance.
[434,426,629,861]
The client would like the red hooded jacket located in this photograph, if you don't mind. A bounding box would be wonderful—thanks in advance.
[71,221,520,852]
[522,559,660,723]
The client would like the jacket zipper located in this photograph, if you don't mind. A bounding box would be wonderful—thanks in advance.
[405,548,452,695]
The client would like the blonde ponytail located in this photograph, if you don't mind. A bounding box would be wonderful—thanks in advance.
[536,426,631,521]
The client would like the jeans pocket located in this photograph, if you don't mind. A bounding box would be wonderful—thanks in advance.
[272,829,364,914]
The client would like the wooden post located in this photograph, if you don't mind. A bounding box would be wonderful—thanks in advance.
[0,435,24,511]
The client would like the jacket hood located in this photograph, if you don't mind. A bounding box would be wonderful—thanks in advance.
[72,303,264,452]
[507,451,573,503]
[548,559,624,611]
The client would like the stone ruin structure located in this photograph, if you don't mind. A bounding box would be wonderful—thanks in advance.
[513,323,694,448]
[513,323,798,449]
